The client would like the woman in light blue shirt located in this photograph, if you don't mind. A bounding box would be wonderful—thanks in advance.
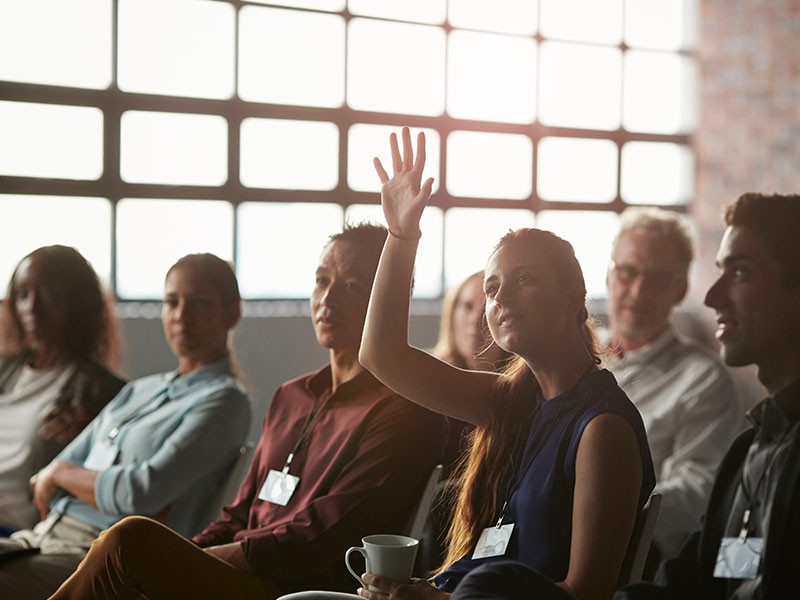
[0,253,251,599]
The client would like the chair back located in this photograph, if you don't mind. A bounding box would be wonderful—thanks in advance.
[616,492,662,587]
[404,464,443,540]
[198,442,255,526]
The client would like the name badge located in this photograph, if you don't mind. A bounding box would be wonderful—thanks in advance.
[714,536,763,580]
[472,523,514,559]
[258,469,300,506]
[84,441,119,471]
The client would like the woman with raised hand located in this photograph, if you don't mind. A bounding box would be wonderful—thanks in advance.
[358,128,655,600]
[0,253,251,600]
[0,245,125,534]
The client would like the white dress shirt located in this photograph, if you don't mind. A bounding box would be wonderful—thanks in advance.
[605,327,744,558]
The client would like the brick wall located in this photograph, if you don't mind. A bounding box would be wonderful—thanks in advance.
[690,0,800,400]
[693,0,800,301]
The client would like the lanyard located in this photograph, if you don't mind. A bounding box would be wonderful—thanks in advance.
[736,421,796,539]
[281,394,333,473]
[495,366,595,527]
[106,388,171,443]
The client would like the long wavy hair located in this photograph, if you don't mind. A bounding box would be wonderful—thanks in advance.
[0,245,121,369]
[438,228,602,572]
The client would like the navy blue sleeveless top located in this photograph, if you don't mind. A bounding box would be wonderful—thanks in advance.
[434,369,655,592]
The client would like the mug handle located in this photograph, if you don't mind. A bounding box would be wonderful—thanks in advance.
[345,546,368,589]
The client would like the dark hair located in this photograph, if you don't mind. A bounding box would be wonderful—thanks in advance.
[166,253,241,309]
[725,193,800,288]
[327,221,388,267]
[440,228,602,572]
[0,245,121,368]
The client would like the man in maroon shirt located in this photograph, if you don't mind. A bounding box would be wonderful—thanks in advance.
[50,223,448,600]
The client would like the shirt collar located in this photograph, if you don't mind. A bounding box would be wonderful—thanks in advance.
[616,326,677,366]
[747,378,800,433]
[163,356,234,398]
[306,364,382,401]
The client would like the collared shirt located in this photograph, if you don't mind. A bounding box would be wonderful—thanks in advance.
[605,327,743,557]
[193,365,447,593]
[724,379,800,598]
[51,357,250,537]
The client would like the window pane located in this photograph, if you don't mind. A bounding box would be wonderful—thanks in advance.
[448,0,538,35]
[237,202,343,298]
[536,210,618,299]
[448,30,537,124]
[349,0,446,24]
[239,7,345,108]
[539,0,622,44]
[245,0,345,11]
[447,131,532,199]
[240,119,339,190]
[116,199,233,299]
[0,101,103,180]
[118,0,234,99]
[539,42,621,130]
[625,0,697,51]
[348,18,445,116]
[444,208,534,288]
[0,195,111,288]
[537,137,617,203]
[348,124,440,193]
[623,51,697,134]
[120,111,227,186]
[345,204,444,298]
[0,0,111,89]
[621,142,694,205]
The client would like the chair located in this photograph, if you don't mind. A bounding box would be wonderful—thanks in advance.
[616,492,662,587]
[197,442,255,527]
[404,464,443,539]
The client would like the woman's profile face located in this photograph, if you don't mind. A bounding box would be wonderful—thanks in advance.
[483,241,571,359]
[161,264,238,368]
[13,256,69,355]
[452,276,487,366]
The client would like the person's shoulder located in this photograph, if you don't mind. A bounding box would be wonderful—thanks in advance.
[670,332,728,373]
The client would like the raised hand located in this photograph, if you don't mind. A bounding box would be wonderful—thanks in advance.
[373,126,434,240]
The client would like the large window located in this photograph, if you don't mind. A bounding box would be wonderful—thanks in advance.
[0,0,697,301]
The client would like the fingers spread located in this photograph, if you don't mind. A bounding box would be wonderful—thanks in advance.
[374,157,389,183]
[413,131,426,174]
[402,126,413,170]
[390,132,402,175]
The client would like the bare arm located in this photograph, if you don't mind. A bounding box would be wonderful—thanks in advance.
[359,127,500,427]
[557,414,643,600]
[31,460,99,520]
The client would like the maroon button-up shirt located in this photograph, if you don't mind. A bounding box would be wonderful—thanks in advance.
[193,365,447,592]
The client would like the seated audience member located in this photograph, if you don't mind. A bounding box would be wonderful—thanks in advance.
[422,272,512,572]
[355,128,655,600]
[431,270,511,473]
[0,253,251,599]
[0,246,125,533]
[49,223,447,600]
[615,193,800,600]
[605,207,742,563]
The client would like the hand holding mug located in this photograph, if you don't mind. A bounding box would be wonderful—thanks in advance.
[356,574,447,600]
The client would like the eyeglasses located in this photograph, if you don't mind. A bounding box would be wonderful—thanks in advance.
[609,261,682,289]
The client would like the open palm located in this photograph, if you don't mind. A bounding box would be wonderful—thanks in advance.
[373,126,434,240]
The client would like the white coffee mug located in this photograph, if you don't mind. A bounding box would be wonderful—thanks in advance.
[344,534,419,591]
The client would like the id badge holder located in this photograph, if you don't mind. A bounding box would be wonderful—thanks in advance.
[713,509,763,580]
[473,505,514,560]
[84,441,119,471]
[258,456,300,506]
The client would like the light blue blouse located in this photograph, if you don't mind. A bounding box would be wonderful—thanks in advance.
[50,357,250,537]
